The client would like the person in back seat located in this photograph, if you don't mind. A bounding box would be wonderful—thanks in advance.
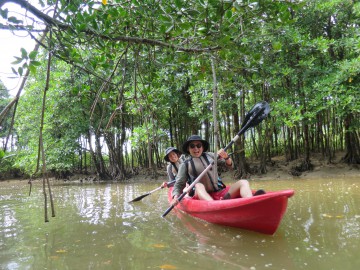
[161,147,185,188]
[171,135,265,204]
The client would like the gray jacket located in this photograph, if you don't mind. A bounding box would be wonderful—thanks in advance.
[166,155,186,181]
[171,152,233,198]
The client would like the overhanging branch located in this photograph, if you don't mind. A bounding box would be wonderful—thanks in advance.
[1,0,221,53]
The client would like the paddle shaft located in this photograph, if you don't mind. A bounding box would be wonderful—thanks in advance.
[149,186,164,193]
[129,179,176,202]
[147,179,176,194]
[161,106,266,217]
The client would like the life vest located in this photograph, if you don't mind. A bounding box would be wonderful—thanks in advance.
[185,153,226,195]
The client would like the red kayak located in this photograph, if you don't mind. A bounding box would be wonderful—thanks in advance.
[167,187,294,235]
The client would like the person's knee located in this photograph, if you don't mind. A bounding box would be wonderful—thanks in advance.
[238,179,250,187]
[195,182,205,189]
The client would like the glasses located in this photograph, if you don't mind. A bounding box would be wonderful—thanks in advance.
[189,143,202,149]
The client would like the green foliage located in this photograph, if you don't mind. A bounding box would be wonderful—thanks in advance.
[0,154,16,177]
[13,56,89,175]
[0,80,10,100]
[10,48,41,76]
[0,0,359,178]
[0,81,12,143]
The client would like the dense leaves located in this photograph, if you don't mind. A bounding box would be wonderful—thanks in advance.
[0,0,359,180]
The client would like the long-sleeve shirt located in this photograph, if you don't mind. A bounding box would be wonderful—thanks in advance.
[171,152,233,198]
[166,155,186,181]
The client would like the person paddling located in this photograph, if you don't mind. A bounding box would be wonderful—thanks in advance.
[161,147,185,188]
[171,135,265,204]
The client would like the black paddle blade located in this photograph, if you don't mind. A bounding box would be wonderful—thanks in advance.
[241,101,270,129]
[128,193,150,203]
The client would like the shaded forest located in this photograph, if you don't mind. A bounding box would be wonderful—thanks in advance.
[1,0,359,182]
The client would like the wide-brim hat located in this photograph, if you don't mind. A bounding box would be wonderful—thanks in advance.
[182,135,209,154]
[164,147,182,162]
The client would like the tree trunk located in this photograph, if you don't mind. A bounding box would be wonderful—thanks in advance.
[87,130,111,180]
[104,132,125,180]
[234,94,250,178]
[341,113,360,164]
[259,122,272,174]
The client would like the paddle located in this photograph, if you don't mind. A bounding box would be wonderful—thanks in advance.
[128,180,176,203]
[161,101,270,217]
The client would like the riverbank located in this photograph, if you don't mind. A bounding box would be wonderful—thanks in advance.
[249,152,359,181]
[158,150,359,182]
[139,151,359,183]
[1,151,358,183]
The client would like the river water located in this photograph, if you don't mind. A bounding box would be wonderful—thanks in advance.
[0,176,359,270]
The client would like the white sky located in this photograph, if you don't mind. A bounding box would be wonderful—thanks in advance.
[0,30,35,96]
[0,2,38,97]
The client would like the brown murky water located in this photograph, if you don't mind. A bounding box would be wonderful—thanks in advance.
[1,177,359,270]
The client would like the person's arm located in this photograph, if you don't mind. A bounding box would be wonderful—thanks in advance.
[166,164,175,181]
[216,149,234,169]
[171,163,187,199]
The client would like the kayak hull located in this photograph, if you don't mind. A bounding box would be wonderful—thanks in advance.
[167,187,294,235]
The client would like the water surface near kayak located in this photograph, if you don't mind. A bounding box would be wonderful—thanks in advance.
[1,177,359,270]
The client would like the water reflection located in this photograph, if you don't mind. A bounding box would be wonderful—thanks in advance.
[168,208,296,269]
[279,178,360,270]
[73,186,113,225]
[0,177,359,270]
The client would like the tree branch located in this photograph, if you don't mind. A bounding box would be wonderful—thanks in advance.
[1,0,221,53]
